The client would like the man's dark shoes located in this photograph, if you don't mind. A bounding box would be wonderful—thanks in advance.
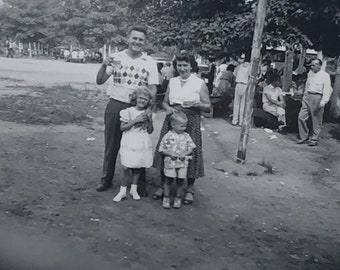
[96,183,111,192]
[297,139,308,144]
[308,141,318,147]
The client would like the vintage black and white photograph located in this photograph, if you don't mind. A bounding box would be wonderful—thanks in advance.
[0,0,339,269]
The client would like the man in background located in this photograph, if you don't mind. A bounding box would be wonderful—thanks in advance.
[297,58,333,146]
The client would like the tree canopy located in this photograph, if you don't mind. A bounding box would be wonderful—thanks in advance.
[0,0,339,57]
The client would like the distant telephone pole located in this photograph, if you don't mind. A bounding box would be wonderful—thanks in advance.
[236,0,267,163]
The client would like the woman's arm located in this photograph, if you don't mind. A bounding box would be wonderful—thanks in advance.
[198,82,211,113]
[162,85,177,115]
[278,93,286,108]
[264,93,282,107]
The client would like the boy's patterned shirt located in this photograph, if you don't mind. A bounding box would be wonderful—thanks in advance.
[159,130,196,156]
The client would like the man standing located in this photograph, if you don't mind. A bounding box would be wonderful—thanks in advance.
[6,38,15,58]
[232,53,250,126]
[297,59,333,146]
[96,26,158,193]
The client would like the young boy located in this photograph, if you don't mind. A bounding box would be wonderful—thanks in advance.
[158,111,196,209]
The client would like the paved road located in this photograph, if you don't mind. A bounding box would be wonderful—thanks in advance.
[0,57,100,85]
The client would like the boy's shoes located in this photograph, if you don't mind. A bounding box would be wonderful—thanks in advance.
[173,197,182,209]
[96,182,111,192]
[162,197,171,209]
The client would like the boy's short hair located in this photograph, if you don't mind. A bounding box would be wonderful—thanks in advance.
[170,111,188,126]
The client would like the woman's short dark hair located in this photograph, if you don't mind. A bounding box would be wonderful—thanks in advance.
[267,72,281,85]
[172,52,198,73]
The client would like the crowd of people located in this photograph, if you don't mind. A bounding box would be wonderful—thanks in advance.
[94,25,333,208]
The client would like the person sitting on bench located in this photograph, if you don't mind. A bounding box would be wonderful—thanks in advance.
[262,74,286,130]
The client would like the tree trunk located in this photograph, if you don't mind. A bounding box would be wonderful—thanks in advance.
[28,42,32,58]
[103,45,107,62]
[237,0,267,163]
[295,46,306,74]
[282,48,293,92]
[330,57,340,120]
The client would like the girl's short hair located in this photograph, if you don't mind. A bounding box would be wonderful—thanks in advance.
[129,87,153,107]
[170,111,188,126]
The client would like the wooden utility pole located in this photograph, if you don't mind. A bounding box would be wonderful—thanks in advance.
[103,44,107,62]
[296,45,306,74]
[236,0,267,163]
[28,42,32,58]
[330,57,340,120]
[282,46,294,92]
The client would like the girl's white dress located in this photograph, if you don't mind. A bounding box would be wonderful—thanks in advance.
[119,107,153,168]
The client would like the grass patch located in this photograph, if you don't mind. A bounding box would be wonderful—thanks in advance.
[0,84,106,125]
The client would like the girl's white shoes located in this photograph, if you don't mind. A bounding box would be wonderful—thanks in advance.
[113,185,140,202]
[113,186,127,202]
[129,184,141,200]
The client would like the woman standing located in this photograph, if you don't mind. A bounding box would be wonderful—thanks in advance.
[153,53,211,204]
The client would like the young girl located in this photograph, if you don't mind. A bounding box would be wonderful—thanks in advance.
[158,111,196,209]
[113,88,154,202]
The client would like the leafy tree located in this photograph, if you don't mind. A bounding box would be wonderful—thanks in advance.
[0,0,338,58]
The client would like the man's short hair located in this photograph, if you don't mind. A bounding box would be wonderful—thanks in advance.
[129,26,147,37]
[226,64,236,72]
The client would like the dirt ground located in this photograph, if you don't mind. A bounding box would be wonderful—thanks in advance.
[0,57,339,270]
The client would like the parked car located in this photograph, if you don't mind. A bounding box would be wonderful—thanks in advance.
[53,46,69,59]
[66,49,86,63]
[84,49,103,63]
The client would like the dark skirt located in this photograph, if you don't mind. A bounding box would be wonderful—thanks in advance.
[153,107,204,179]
